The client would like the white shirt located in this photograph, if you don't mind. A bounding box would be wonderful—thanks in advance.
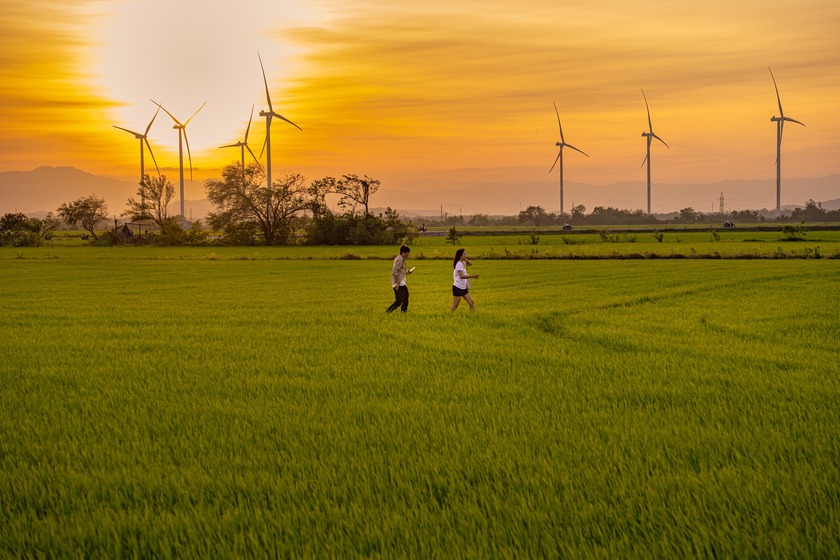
[392,254,407,288]
[453,261,468,290]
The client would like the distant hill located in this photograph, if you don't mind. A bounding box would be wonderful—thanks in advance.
[1,165,838,218]
[0,166,209,220]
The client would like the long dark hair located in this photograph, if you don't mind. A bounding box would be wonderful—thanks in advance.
[453,248,465,268]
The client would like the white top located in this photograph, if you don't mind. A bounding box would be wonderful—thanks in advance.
[392,255,407,288]
[453,261,468,290]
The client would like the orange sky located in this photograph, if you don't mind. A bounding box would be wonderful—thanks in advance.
[1,0,838,211]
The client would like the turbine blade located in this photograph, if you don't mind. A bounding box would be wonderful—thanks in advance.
[783,116,805,127]
[259,134,267,159]
[145,106,161,136]
[144,138,160,176]
[652,134,670,149]
[548,151,561,174]
[219,143,240,149]
[184,131,193,181]
[150,99,182,126]
[258,52,273,113]
[272,112,302,131]
[113,125,142,137]
[553,102,565,143]
[244,104,255,142]
[566,144,589,157]
[641,152,649,167]
[246,145,263,171]
[184,101,207,126]
[769,67,784,117]
[642,89,653,132]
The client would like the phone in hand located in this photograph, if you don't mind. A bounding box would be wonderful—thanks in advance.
[409,267,416,273]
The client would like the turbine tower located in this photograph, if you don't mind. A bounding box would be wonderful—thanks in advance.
[641,89,669,214]
[549,103,588,216]
[219,104,263,182]
[258,52,301,191]
[113,107,161,209]
[151,99,206,218]
[769,67,805,214]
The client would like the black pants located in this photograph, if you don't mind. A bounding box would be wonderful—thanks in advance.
[386,285,409,312]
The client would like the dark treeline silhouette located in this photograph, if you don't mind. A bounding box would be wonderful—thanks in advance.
[413,201,840,228]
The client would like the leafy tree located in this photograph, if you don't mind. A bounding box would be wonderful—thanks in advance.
[125,174,175,226]
[304,208,411,246]
[57,195,108,239]
[335,174,380,216]
[677,207,699,223]
[570,205,586,221]
[468,213,492,226]
[205,163,309,245]
[446,227,462,245]
[789,199,826,223]
[518,205,550,226]
[0,212,55,246]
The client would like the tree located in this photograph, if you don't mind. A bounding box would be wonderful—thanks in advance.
[57,195,108,239]
[0,212,55,246]
[333,174,380,216]
[205,162,309,245]
[469,213,492,226]
[518,205,549,226]
[571,205,586,221]
[789,199,826,223]
[677,207,699,224]
[125,174,175,226]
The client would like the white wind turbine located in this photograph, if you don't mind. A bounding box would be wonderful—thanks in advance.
[640,89,669,214]
[769,67,805,214]
[219,104,263,182]
[549,103,589,216]
[150,99,206,218]
[113,107,161,209]
[257,52,301,191]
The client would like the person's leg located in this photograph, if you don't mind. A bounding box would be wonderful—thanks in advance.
[399,285,409,312]
[386,287,400,312]
[463,293,476,311]
[450,296,461,311]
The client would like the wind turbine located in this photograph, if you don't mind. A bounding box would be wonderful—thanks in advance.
[548,103,588,216]
[150,99,206,218]
[113,107,161,209]
[640,89,669,214]
[258,52,301,191]
[769,67,805,214]
[219,104,263,182]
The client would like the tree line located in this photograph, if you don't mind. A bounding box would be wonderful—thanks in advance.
[3,165,838,247]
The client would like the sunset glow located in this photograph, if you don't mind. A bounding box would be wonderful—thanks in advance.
[1,0,838,212]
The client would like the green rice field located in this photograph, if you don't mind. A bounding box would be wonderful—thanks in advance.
[1,243,839,557]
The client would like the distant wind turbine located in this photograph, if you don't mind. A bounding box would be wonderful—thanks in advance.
[548,103,588,216]
[113,107,161,209]
[219,104,263,182]
[258,52,301,191]
[769,67,805,214]
[151,99,206,218]
[640,89,669,214]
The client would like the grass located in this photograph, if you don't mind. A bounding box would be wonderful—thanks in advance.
[1,250,839,557]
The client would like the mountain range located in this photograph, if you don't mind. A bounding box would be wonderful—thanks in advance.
[1,166,838,220]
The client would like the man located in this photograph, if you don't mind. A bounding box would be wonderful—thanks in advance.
[386,245,412,313]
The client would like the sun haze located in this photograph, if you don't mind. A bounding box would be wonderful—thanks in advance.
[1,0,838,210]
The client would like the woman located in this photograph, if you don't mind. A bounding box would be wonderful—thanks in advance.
[451,248,480,312]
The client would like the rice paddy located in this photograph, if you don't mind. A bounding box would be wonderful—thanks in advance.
[1,243,838,557]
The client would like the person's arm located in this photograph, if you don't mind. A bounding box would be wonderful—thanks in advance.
[457,269,478,279]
